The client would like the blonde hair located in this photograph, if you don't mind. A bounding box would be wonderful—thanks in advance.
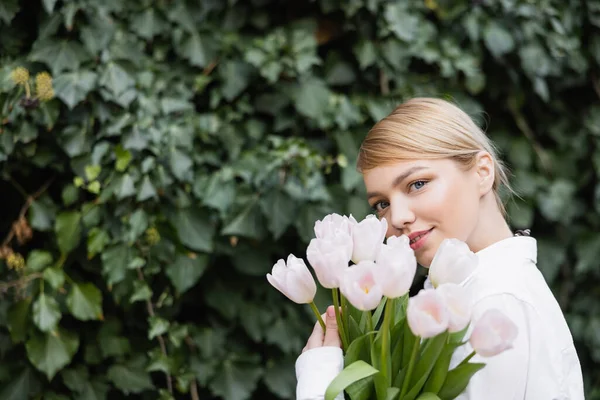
[357,97,512,215]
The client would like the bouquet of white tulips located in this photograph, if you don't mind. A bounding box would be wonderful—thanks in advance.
[267,214,518,400]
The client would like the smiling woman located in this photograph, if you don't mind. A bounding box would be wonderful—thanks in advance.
[295,97,585,400]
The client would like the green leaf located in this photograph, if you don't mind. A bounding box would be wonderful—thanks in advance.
[67,282,103,321]
[87,227,110,259]
[222,199,266,240]
[170,208,215,252]
[259,189,296,239]
[29,197,58,232]
[325,361,380,400]
[181,33,215,67]
[115,145,132,171]
[7,299,32,343]
[386,387,401,400]
[148,316,170,339]
[291,79,331,120]
[483,22,515,58]
[99,62,135,96]
[42,0,57,13]
[26,250,53,272]
[137,176,158,201]
[29,39,89,74]
[263,358,296,399]
[437,363,485,400]
[116,174,137,199]
[54,211,82,255]
[130,281,153,303]
[169,148,193,180]
[53,70,97,109]
[43,267,65,290]
[101,244,131,285]
[25,328,80,380]
[166,253,209,295]
[220,61,253,101]
[32,294,61,332]
[107,364,154,394]
[0,367,38,400]
[422,342,461,394]
[0,0,19,24]
[404,332,450,399]
[209,359,263,400]
[416,393,441,400]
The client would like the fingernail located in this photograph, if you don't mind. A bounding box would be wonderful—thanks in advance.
[327,306,335,318]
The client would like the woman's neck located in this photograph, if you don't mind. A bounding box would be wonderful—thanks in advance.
[467,197,514,253]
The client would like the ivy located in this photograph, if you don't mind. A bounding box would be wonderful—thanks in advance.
[0,0,598,398]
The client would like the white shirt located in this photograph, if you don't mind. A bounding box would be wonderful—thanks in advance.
[295,236,584,400]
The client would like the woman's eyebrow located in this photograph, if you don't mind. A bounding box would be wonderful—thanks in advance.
[366,166,429,200]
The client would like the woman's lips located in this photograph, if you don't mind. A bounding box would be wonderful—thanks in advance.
[409,228,433,251]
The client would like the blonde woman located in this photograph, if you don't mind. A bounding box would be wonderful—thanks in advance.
[295,98,584,400]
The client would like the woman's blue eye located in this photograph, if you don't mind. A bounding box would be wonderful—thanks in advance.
[410,180,427,191]
[372,201,389,212]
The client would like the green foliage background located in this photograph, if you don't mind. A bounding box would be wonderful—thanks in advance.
[0,0,599,399]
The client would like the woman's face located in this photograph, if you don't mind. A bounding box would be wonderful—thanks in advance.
[363,158,485,267]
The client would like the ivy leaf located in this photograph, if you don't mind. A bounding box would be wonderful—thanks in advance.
[32,294,62,332]
[483,22,515,58]
[291,79,331,120]
[53,70,97,109]
[54,211,82,255]
[166,253,209,295]
[107,365,154,394]
[181,33,214,67]
[263,358,296,399]
[99,62,135,96]
[29,196,58,232]
[43,267,66,290]
[25,328,80,380]
[0,367,38,400]
[209,360,263,400]
[0,0,19,24]
[26,250,53,272]
[170,208,215,252]
[221,200,267,240]
[67,283,103,321]
[101,245,131,286]
[259,189,296,239]
[129,281,152,304]
[87,227,110,259]
[136,176,157,202]
[220,61,253,101]
[148,316,170,340]
[7,299,31,344]
[29,39,89,74]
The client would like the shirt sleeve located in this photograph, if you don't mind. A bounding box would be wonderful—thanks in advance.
[453,293,530,400]
[296,347,345,400]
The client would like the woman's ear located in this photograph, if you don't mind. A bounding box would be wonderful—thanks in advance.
[475,151,495,196]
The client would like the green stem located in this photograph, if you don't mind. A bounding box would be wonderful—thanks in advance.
[457,350,476,367]
[366,311,374,347]
[309,301,326,331]
[332,289,348,350]
[400,335,420,399]
[380,298,393,384]
[340,293,350,343]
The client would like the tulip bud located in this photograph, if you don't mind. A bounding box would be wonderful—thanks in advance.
[351,215,387,263]
[266,254,317,304]
[312,214,354,262]
[307,238,349,288]
[407,289,449,338]
[340,261,383,311]
[436,283,472,333]
[469,308,518,357]
[373,235,417,298]
[428,239,478,288]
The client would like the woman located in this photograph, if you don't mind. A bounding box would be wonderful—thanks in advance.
[295,98,584,400]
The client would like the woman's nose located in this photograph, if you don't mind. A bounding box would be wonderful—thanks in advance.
[388,201,416,235]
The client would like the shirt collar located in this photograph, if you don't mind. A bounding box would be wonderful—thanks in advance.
[475,235,537,266]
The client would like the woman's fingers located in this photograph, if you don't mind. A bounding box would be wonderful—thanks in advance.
[302,313,326,353]
[323,305,342,348]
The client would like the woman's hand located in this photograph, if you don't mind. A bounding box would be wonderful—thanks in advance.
[302,305,341,353]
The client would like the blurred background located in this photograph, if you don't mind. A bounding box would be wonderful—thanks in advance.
[0,0,599,399]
